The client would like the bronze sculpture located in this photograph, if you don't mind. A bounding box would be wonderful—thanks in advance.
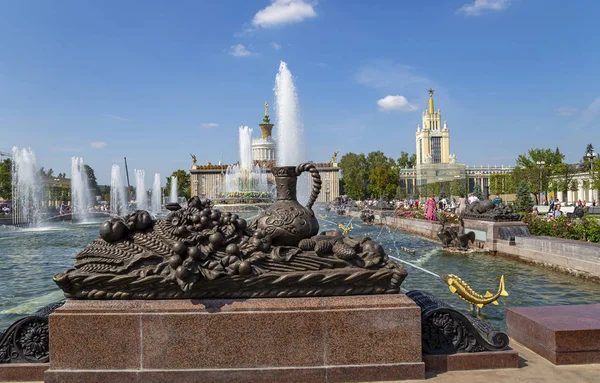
[54,163,407,299]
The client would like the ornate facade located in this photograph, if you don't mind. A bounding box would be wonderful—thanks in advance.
[400,90,513,198]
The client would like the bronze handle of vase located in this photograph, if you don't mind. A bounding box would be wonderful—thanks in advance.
[295,162,322,213]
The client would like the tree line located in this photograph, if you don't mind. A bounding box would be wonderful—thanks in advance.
[338,144,600,203]
[339,151,416,200]
[490,144,600,204]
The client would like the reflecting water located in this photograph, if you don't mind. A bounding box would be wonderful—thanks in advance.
[316,209,600,330]
[1,209,599,331]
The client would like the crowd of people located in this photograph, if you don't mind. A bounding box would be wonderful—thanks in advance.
[532,198,596,219]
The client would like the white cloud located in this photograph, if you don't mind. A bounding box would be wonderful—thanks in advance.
[457,0,511,16]
[253,0,317,28]
[90,141,107,149]
[355,61,432,92]
[229,44,256,57]
[104,114,130,121]
[573,98,600,130]
[271,42,281,50]
[377,95,418,112]
[201,122,219,128]
[556,107,577,116]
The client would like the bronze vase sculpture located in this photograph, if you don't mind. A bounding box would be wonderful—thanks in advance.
[255,162,321,246]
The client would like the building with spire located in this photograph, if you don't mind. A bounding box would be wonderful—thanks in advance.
[400,90,513,198]
[190,103,340,202]
[251,102,277,163]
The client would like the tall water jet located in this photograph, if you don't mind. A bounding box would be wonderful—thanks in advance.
[135,169,147,211]
[170,176,178,203]
[151,173,161,214]
[70,157,91,222]
[239,126,253,170]
[110,165,128,216]
[223,127,271,197]
[274,61,308,204]
[11,147,44,226]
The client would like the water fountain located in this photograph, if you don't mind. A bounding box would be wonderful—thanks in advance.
[275,61,309,205]
[151,173,161,215]
[170,176,178,203]
[11,147,44,226]
[70,157,91,222]
[134,169,147,211]
[222,126,271,199]
[110,165,128,216]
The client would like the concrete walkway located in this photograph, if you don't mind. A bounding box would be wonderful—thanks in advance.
[413,341,600,383]
[3,343,599,383]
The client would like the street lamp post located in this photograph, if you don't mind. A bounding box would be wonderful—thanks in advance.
[536,161,545,205]
[585,152,597,203]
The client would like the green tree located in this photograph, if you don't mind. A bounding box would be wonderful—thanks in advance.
[472,184,483,200]
[39,167,47,176]
[165,170,191,199]
[578,143,595,172]
[46,168,54,177]
[514,180,534,212]
[397,151,416,169]
[84,164,100,197]
[368,163,398,198]
[0,159,12,200]
[451,178,466,196]
[57,172,66,178]
[514,147,565,204]
[339,153,369,199]
[489,174,516,195]
[98,185,111,201]
[552,163,578,197]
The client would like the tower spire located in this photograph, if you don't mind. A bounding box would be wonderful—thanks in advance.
[427,88,434,114]
[259,101,273,138]
[262,102,271,124]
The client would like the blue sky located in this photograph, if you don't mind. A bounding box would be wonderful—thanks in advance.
[1,0,598,184]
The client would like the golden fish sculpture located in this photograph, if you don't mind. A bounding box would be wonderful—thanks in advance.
[440,273,508,309]
[337,223,353,234]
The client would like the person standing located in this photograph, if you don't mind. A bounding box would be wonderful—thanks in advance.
[426,194,437,221]
[457,193,467,217]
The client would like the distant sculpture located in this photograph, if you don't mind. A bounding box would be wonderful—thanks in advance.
[463,200,522,222]
[54,164,407,299]
[437,215,475,250]
[332,151,339,162]
[190,154,197,164]
[428,88,434,97]
[264,101,269,116]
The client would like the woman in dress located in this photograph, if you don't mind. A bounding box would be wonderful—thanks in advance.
[457,193,468,217]
[426,194,437,221]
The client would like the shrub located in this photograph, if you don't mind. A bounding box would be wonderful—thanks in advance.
[523,213,600,242]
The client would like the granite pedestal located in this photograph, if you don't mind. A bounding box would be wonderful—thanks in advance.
[507,304,600,365]
[45,294,424,382]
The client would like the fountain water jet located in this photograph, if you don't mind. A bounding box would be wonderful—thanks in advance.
[11,147,44,226]
[70,157,91,222]
[274,61,308,204]
[151,173,161,215]
[170,176,178,203]
[134,169,147,211]
[110,165,128,216]
[223,127,270,197]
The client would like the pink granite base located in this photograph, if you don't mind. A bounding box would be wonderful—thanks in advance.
[45,295,425,382]
[0,363,48,382]
[507,304,600,365]
[423,349,519,372]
